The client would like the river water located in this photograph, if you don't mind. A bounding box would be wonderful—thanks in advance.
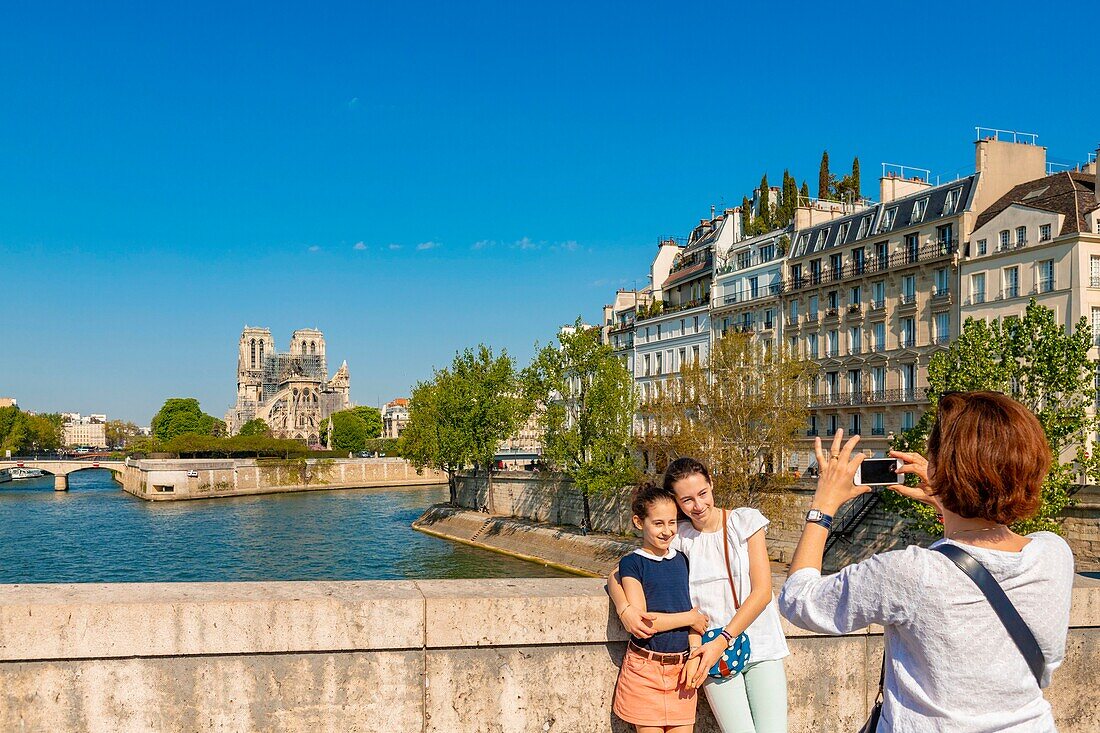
[0,469,572,583]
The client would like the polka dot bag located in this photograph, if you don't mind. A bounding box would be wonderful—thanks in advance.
[704,509,751,678]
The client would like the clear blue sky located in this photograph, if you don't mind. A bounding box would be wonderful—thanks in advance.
[2,1,1095,423]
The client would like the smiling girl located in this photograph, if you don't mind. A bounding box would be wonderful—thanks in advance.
[610,458,789,733]
[612,483,706,733]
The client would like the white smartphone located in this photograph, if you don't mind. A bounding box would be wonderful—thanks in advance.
[854,457,902,490]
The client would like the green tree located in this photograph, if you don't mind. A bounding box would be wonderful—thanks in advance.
[818,150,831,199]
[151,398,223,441]
[757,174,771,229]
[399,369,474,503]
[740,196,752,233]
[890,300,1093,534]
[0,407,61,454]
[776,169,797,227]
[349,406,383,439]
[329,410,369,452]
[523,317,637,531]
[237,418,271,438]
[450,345,530,508]
[105,419,142,447]
[800,181,810,205]
[850,156,860,197]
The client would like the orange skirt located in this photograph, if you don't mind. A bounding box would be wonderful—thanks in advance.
[613,646,698,727]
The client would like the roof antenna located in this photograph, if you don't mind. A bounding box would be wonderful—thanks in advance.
[711,205,716,219]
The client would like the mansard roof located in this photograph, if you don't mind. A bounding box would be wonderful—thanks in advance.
[974,171,1097,235]
[790,175,976,259]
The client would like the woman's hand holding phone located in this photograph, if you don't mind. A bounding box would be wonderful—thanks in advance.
[887,450,943,513]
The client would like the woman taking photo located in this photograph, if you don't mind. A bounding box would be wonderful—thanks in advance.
[780,391,1075,732]
[609,457,790,732]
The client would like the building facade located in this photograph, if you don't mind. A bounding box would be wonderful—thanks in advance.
[599,133,1095,473]
[62,416,107,449]
[382,398,410,439]
[224,327,351,444]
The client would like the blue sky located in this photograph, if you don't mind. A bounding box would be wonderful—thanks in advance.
[2,1,1096,423]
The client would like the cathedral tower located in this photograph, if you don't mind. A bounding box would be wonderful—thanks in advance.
[237,327,274,405]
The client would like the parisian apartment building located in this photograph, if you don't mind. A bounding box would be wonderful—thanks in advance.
[601,133,1100,472]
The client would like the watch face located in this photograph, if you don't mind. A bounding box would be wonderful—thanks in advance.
[807,510,822,521]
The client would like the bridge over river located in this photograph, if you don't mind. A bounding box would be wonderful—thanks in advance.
[0,458,125,491]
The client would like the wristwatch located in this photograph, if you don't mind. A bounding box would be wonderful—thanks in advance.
[805,508,833,530]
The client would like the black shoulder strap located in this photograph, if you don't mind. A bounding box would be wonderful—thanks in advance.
[933,543,1044,685]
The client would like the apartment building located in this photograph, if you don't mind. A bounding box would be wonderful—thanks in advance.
[633,214,739,406]
[712,227,790,347]
[782,135,1049,461]
[962,163,1100,352]
[381,398,409,439]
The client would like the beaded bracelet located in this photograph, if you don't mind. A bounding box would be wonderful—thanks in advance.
[719,629,734,644]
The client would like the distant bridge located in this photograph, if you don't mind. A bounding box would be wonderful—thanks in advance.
[0,458,126,491]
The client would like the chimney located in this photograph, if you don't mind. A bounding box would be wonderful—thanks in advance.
[880,171,932,203]
[971,136,1047,214]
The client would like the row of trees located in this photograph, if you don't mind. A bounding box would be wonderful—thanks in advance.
[0,407,62,454]
[739,151,862,237]
[319,406,383,452]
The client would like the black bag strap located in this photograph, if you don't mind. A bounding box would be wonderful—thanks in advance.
[933,543,1044,685]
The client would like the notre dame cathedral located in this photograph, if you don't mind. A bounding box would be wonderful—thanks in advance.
[224,327,351,445]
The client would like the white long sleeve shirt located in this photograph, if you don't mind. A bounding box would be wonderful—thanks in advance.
[779,532,1075,733]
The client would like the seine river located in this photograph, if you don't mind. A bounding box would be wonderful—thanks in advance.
[0,469,572,583]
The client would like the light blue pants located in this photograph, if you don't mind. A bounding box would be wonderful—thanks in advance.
[702,658,788,733]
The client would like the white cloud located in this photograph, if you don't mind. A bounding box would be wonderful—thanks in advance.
[554,240,579,252]
[353,241,367,250]
[416,241,441,251]
[388,243,403,250]
[308,245,321,253]
[512,236,538,250]
[472,239,496,250]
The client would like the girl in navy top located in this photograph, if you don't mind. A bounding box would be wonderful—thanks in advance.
[613,483,706,732]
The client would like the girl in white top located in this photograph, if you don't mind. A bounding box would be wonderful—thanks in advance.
[780,391,1076,733]
[610,457,789,732]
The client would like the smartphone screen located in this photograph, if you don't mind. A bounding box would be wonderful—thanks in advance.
[858,458,900,486]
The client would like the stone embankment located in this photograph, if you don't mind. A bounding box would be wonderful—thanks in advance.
[2,577,1097,732]
[414,504,636,576]
[120,457,446,501]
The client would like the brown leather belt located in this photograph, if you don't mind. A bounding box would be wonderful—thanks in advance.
[628,640,689,665]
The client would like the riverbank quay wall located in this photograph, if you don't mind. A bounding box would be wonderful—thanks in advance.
[121,457,446,501]
[1,578,1097,732]
[456,473,1100,573]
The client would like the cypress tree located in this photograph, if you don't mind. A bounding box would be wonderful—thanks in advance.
[851,157,861,200]
[800,181,810,205]
[780,169,797,225]
[741,196,752,233]
[818,150,831,199]
[758,174,771,228]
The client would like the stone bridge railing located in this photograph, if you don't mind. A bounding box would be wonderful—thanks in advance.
[2,577,1097,732]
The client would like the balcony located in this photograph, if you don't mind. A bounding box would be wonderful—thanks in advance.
[825,348,840,358]
[871,427,886,436]
[862,388,918,405]
[806,428,819,436]
[931,286,951,301]
[849,344,863,355]
[807,313,819,323]
[933,334,951,344]
[847,303,863,316]
[637,294,711,322]
[898,293,917,307]
[786,315,800,327]
[899,337,916,349]
[783,240,957,293]
[868,341,887,353]
[999,286,1020,300]
[825,307,840,319]
[870,298,886,311]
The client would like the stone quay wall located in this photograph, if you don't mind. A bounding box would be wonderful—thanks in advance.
[2,577,1097,733]
[456,473,1099,574]
[121,457,446,501]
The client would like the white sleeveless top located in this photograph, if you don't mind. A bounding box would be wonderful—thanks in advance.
[671,507,790,663]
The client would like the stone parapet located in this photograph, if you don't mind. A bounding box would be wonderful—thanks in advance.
[121,457,446,501]
[1,577,1097,732]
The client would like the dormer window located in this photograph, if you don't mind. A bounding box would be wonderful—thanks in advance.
[857,215,873,239]
[912,198,929,223]
[796,232,810,253]
[837,222,850,242]
[879,207,897,233]
[816,228,830,250]
[943,187,962,215]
